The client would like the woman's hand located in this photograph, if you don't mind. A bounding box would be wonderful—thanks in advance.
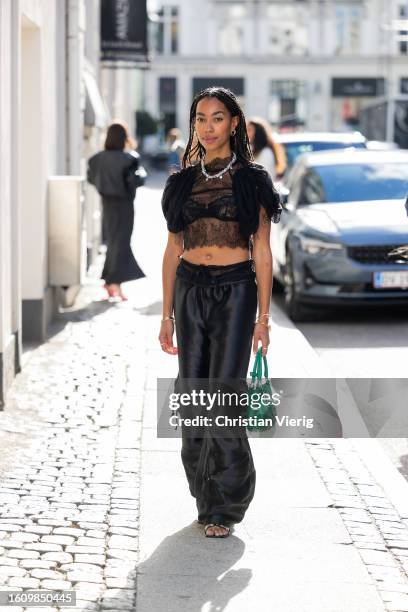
[158,320,178,355]
[252,322,270,357]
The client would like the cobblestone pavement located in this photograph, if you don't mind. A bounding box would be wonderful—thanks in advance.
[0,274,145,611]
[306,440,408,611]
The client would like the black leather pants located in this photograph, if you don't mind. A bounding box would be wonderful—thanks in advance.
[173,258,258,524]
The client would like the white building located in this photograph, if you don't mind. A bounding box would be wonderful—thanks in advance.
[0,0,109,407]
[145,0,408,138]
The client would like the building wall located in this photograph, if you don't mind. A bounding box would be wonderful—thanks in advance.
[0,0,108,407]
[145,0,408,139]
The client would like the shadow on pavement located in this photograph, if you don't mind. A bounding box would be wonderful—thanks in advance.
[132,523,251,612]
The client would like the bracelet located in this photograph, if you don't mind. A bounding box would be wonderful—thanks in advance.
[161,315,175,322]
[255,321,271,330]
[256,313,270,320]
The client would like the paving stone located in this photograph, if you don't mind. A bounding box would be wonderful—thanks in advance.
[40,535,76,545]
[0,524,23,532]
[41,552,74,564]
[99,588,136,609]
[6,549,41,559]
[0,541,26,549]
[107,527,138,537]
[24,543,62,552]
[77,522,108,531]
[76,536,106,547]
[0,566,27,577]
[106,535,138,551]
[40,578,72,589]
[0,557,18,566]
[19,560,57,569]
[66,571,104,583]
[105,577,136,589]
[8,576,40,588]
[106,549,138,562]
[72,582,105,601]
[70,555,106,568]
[52,527,86,537]
[30,569,66,580]
[23,525,53,535]
[11,532,41,542]
[85,530,106,539]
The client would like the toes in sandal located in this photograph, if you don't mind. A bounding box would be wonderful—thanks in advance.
[204,522,231,538]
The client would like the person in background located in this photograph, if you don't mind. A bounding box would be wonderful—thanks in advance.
[166,128,185,174]
[247,117,287,179]
[87,120,145,301]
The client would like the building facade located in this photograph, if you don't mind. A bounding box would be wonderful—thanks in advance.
[145,0,408,138]
[0,0,109,407]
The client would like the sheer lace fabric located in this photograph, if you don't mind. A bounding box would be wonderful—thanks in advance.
[182,157,248,250]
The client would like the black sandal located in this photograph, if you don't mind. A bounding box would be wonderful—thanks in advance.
[203,515,232,538]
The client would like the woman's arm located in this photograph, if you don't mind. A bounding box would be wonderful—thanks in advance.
[159,231,184,355]
[252,205,272,357]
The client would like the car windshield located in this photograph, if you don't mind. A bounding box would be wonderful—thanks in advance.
[284,141,366,166]
[307,162,408,203]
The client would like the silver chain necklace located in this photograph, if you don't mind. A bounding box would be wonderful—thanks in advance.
[200,152,237,181]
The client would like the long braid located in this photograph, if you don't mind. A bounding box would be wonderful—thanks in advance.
[182,87,254,169]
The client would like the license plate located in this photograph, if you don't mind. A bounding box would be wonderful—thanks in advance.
[373,271,408,289]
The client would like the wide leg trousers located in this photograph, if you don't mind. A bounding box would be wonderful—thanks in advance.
[173,258,258,524]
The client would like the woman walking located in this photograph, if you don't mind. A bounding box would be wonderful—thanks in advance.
[159,87,282,538]
[247,116,287,180]
[87,121,145,301]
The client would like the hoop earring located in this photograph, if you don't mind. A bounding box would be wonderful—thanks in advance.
[231,129,236,136]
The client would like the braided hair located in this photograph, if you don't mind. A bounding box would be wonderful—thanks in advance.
[182,87,253,168]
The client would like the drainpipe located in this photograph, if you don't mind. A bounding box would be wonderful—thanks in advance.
[66,0,85,175]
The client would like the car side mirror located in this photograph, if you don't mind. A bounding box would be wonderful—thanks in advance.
[279,186,294,210]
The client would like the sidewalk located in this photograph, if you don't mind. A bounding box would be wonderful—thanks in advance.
[1,183,408,610]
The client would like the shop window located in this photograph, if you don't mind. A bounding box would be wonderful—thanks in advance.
[269,80,307,126]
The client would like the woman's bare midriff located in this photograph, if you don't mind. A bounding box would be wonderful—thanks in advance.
[181,246,250,266]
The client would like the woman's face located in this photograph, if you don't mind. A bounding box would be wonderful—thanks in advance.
[246,122,255,144]
[194,97,238,156]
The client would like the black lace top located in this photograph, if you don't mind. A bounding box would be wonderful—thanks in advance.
[161,157,282,243]
[182,157,247,249]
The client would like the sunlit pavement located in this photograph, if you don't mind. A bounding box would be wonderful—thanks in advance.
[0,177,408,611]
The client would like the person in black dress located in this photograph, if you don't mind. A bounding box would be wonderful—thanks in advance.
[87,121,145,301]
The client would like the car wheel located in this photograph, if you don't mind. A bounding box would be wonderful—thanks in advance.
[284,249,312,322]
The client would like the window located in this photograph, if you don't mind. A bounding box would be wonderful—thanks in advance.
[153,5,179,55]
[159,77,177,134]
[266,4,308,56]
[398,4,408,55]
[334,5,362,55]
[299,171,326,205]
[269,80,307,126]
[217,3,247,55]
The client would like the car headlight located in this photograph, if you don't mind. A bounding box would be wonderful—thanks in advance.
[299,236,344,255]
